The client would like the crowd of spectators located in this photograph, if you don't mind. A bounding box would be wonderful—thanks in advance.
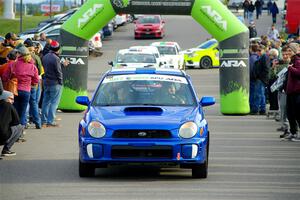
[248,24,300,141]
[0,32,68,157]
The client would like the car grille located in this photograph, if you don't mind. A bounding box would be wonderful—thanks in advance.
[111,146,173,159]
[112,130,172,139]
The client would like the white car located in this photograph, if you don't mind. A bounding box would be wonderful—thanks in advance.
[109,48,162,68]
[151,42,185,69]
[115,14,128,26]
[129,46,167,67]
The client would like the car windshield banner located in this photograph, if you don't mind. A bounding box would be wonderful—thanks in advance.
[103,74,188,84]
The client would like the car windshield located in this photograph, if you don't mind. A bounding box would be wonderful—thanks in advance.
[92,74,197,106]
[117,53,156,63]
[156,46,176,55]
[197,40,216,49]
[138,16,160,24]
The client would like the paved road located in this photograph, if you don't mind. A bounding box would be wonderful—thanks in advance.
[1,12,300,200]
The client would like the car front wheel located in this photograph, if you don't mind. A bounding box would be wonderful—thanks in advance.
[199,56,212,69]
[79,159,95,177]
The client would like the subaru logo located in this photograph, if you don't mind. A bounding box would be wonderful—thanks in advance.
[138,132,147,137]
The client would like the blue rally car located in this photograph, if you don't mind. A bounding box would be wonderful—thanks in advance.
[76,68,215,178]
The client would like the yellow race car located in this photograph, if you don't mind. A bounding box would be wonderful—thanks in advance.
[183,39,219,69]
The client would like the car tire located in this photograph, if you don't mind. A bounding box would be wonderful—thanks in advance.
[199,56,212,69]
[79,159,95,177]
[192,134,209,178]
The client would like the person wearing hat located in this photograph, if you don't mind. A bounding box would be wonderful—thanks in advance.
[0,50,17,78]
[2,46,39,129]
[41,40,69,127]
[0,33,18,65]
[0,90,23,157]
[284,43,300,141]
[24,38,43,129]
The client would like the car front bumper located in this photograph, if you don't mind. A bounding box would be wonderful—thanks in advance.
[79,137,208,165]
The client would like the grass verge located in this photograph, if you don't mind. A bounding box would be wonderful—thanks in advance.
[0,16,48,36]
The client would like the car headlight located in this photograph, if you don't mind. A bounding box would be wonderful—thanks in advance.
[179,122,198,139]
[88,121,106,138]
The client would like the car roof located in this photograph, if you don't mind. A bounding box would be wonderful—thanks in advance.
[151,42,179,47]
[118,48,155,55]
[107,67,186,76]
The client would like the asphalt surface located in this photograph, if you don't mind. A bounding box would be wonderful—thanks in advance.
[1,11,300,200]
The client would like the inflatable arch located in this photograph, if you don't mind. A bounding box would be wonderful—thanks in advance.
[59,0,249,114]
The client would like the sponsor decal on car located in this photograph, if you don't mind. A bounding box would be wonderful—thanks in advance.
[103,74,188,84]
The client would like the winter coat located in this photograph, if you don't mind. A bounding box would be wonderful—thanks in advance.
[42,51,63,86]
[286,54,300,94]
[0,100,20,145]
[2,57,39,92]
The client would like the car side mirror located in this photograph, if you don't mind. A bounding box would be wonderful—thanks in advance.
[108,61,113,66]
[76,96,90,106]
[200,96,215,107]
[162,20,165,24]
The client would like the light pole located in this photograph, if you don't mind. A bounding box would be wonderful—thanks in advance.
[20,0,23,33]
[49,0,52,18]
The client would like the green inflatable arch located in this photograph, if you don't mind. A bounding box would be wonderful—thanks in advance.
[59,0,249,115]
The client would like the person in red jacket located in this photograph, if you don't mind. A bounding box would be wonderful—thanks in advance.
[284,43,300,141]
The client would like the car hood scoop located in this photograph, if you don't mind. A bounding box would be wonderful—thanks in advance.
[124,106,163,114]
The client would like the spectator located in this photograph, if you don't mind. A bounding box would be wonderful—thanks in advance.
[248,21,257,38]
[252,45,270,115]
[41,41,69,127]
[267,24,279,41]
[243,0,250,19]
[254,0,262,19]
[270,1,279,24]
[0,90,23,157]
[24,39,43,129]
[39,32,47,47]
[2,46,39,128]
[249,44,260,114]
[0,50,17,78]
[276,46,292,138]
[248,1,255,22]
[0,33,18,65]
[267,48,279,116]
[267,0,272,15]
[42,38,52,57]
[284,43,300,141]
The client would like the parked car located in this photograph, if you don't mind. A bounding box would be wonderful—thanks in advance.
[37,8,78,27]
[0,35,4,43]
[115,14,128,26]
[151,42,185,69]
[19,23,63,41]
[102,22,114,37]
[76,67,215,178]
[134,15,165,39]
[183,39,219,69]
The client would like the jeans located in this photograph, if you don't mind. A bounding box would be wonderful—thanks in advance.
[251,80,266,113]
[248,12,254,22]
[41,84,62,125]
[13,90,31,126]
[29,87,41,127]
[278,91,289,130]
[249,80,256,111]
[2,124,23,152]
